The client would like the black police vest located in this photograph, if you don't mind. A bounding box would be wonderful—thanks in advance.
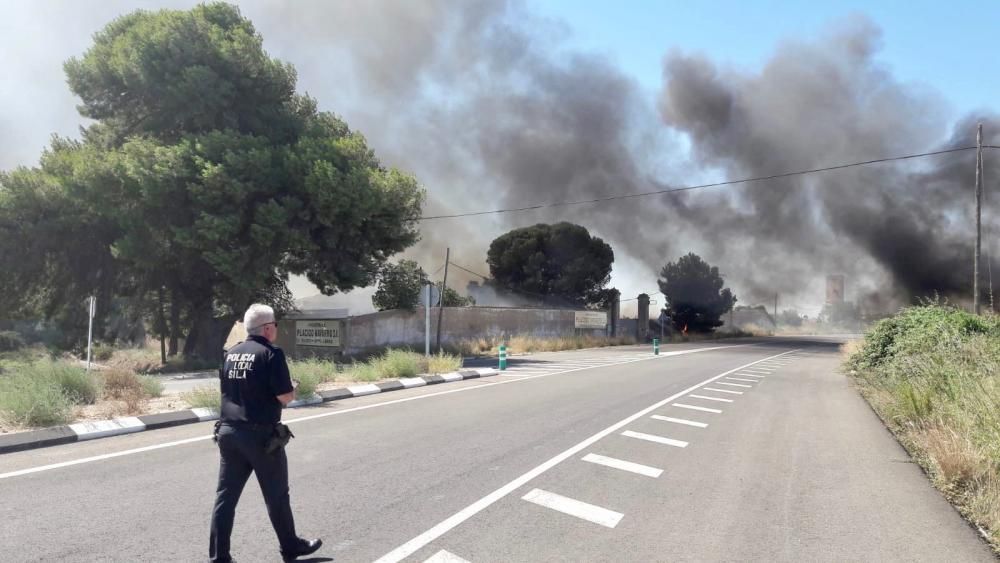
[219,335,294,425]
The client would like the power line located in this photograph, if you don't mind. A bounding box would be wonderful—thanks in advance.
[419,146,979,221]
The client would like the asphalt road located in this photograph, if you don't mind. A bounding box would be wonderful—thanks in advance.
[1,338,993,562]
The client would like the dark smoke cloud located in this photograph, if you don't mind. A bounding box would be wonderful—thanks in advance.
[3,2,997,313]
[658,20,999,310]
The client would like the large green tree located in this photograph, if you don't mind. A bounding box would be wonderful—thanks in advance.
[0,3,424,358]
[486,222,615,307]
[658,253,737,332]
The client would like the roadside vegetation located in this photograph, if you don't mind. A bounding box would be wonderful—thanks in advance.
[844,304,1000,549]
[0,349,164,429]
[289,350,464,399]
[447,335,638,356]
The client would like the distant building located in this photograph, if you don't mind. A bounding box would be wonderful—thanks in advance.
[826,274,846,305]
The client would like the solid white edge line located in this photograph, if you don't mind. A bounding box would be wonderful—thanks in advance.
[673,403,723,413]
[521,488,624,528]
[688,394,734,403]
[373,348,798,563]
[2,344,757,480]
[581,453,663,478]
[423,549,472,563]
[702,387,742,395]
[651,415,708,428]
[621,430,688,448]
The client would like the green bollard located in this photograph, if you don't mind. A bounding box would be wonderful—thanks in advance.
[653,338,660,355]
[499,344,507,370]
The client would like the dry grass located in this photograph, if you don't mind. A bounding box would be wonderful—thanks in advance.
[426,352,462,374]
[448,334,637,356]
[847,307,1000,550]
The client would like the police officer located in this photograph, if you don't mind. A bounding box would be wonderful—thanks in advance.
[209,304,322,562]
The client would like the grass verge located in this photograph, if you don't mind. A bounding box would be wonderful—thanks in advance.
[0,359,100,428]
[845,304,1000,550]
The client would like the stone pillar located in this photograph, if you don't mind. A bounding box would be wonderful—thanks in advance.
[637,293,650,342]
[609,295,621,337]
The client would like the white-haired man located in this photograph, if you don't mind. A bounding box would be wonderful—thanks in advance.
[209,304,322,562]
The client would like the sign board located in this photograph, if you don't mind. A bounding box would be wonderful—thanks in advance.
[295,320,341,347]
[574,311,608,329]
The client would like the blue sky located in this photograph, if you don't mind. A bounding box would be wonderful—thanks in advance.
[535,0,998,119]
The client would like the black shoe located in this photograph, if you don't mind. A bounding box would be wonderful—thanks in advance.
[281,538,322,561]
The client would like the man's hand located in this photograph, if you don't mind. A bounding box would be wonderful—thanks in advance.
[277,389,295,406]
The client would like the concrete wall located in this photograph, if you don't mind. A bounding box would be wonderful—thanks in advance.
[275,306,609,359]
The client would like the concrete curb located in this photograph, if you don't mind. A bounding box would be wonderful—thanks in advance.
[0,368,498,455]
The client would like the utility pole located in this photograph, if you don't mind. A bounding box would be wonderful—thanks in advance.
[974,123,983,315]
[86,296,96,372]
[425,282,432,357]
[436,247,450,352]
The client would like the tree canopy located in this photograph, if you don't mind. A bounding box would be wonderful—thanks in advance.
[658,253,737,332]
[0,3,424,357]
[486,222,615,308]
[372,260,427,312]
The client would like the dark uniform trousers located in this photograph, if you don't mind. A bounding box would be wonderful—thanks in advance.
[209,423,298,562]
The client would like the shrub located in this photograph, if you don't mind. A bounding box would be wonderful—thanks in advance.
[46,361,100,405]
[289,358,337,384]
[377,349,422,379]
[139,375,164,398]
[181,387,221,411]
[344,361,380,382]
[101,368,145,399]
[426,352,462,374]
[294,371,321,399]
[0,331,25,352]
[850,305,1000,370]
[0,372,73,427]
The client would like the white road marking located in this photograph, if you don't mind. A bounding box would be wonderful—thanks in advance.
[725,378,758,383]
[522,488,624,528]
[424,550,471,563]
[689,394,733,403]
[672,403,723,414]
[582,453,663,478]
[651,415,708,428]
[717,382,752,388]
[741,368,772,373]
[621,430,688,448]
[737,374,766,378]
[703,387,743,394]
[373,349,798,562]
